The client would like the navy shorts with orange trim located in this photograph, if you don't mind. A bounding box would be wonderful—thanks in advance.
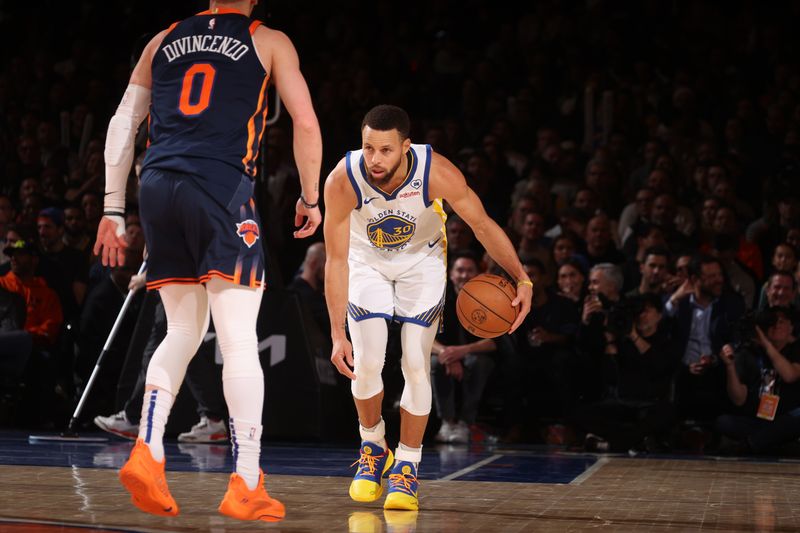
[139,168,266,290]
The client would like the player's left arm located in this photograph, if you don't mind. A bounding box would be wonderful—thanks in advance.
[429,152,532,333]
[95,30,164,267]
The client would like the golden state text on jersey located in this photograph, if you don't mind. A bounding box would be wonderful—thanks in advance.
[346,144,447,271]
[366,209,418,251]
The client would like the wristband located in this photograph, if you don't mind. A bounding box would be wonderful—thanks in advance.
[103,210,125,217]
[300,195,319,209]
[517,279,533,288]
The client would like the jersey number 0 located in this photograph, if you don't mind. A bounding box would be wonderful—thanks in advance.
[179,63,216,116]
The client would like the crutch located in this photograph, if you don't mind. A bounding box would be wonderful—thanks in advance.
[29,261,147,443]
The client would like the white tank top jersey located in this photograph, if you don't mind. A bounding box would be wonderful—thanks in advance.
[345,143,447,276]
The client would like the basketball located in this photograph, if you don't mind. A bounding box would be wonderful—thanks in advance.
[456,273,519,338]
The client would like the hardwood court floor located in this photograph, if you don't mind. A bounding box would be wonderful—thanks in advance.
[1,433,800,531]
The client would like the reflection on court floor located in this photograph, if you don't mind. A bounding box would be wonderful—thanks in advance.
[1,430,799,531]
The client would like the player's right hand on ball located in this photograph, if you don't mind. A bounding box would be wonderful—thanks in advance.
[331,337,356,380]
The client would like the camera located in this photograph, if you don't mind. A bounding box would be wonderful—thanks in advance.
[592,293,646,338]
[733,306,795,348]
[607,296,645,339]
[732,310,758,347]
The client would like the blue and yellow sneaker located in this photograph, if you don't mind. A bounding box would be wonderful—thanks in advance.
[383,461,419,511]
[349,441,394,502]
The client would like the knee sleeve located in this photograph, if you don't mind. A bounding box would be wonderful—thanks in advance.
[146,284,210,395]
[398,320,438,416]
[348,316,388,400]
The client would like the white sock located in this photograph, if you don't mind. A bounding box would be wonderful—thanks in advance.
[138,388,174,462]
[359,418,387,451]
[230,418,262,490]
[395,442,422,467]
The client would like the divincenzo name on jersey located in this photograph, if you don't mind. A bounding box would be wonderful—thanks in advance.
[162,35,250,63]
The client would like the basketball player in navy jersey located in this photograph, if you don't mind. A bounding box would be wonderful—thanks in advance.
[324,105,532,511]
[93,0,322,522]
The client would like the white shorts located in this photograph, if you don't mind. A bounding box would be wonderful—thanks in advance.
[348,256,446,327]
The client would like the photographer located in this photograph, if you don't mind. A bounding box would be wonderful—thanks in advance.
[571,293,677,453]
[716,307,800,454]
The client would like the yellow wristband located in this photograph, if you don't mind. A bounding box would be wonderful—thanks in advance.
[517,279,533,288]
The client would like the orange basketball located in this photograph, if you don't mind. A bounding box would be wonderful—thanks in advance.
[456,273,519,338]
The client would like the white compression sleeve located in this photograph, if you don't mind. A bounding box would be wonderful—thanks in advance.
[103,84,150,213]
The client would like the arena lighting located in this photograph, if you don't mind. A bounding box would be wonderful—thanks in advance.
[29,262,148,443]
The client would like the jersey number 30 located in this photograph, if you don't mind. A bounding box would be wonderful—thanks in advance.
[179,63,216,116]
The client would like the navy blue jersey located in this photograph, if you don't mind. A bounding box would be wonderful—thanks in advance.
[143,9,268,208]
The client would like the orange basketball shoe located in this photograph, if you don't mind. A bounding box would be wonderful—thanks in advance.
[119,439,179,516]
[218,470,285,522]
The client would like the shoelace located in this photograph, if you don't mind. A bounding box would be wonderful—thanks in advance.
[388,471,417,495]
[350,451,384,476]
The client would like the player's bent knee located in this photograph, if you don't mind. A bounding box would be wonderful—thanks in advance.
[351,374,384,400]
[399,386,432,416]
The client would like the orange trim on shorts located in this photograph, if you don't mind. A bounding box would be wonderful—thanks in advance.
[241,76,269,176]
[249,20,262,35]
[146,276,203,290]
[249,266,258,288]
[233,260,242,285]
[146,271,228,289]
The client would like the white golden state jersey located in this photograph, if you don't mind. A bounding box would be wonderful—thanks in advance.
[346,143,447,275]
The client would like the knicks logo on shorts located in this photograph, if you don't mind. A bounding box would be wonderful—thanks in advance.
[367,215,416,250]
[235,219,260,248]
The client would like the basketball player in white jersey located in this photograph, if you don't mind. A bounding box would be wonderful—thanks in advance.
[324,105,532,511]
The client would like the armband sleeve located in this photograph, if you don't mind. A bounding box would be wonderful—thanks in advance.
[103,84,151,212]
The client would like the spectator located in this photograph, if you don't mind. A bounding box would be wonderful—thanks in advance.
[717,307,800,454]
[0,238,62,349]
[703,203,763,280]
[625,246,671,299]
[551,231,583,266]
[757,271,800,314]
[516,211,555,287]
[556,256,588,304]
[62,203,92,255]
[665,255,746,426]
[431,251,497,444]
[286,242,329,337]
[584,214,625,267]
[37,206,89,317]
[572,293,677,453]
[507,257,581,442]
[445,213,482,259]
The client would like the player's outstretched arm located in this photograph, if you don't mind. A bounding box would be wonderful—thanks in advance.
[428,152,532,333]
[95,30,166,267]
[254,27,322,238]
[323,160,357,379]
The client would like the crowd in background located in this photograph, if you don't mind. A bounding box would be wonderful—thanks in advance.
[2,0,800,455]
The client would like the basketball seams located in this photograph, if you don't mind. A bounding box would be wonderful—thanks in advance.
[455,273,520,338]
[460,288,514,326]
[469,279,516,303]
[456,296,505,336]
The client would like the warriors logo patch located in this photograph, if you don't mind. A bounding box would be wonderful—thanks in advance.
[367,215,416,250]
[236,219,260,248]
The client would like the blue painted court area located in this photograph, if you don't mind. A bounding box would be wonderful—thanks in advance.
[0,430,598,484]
